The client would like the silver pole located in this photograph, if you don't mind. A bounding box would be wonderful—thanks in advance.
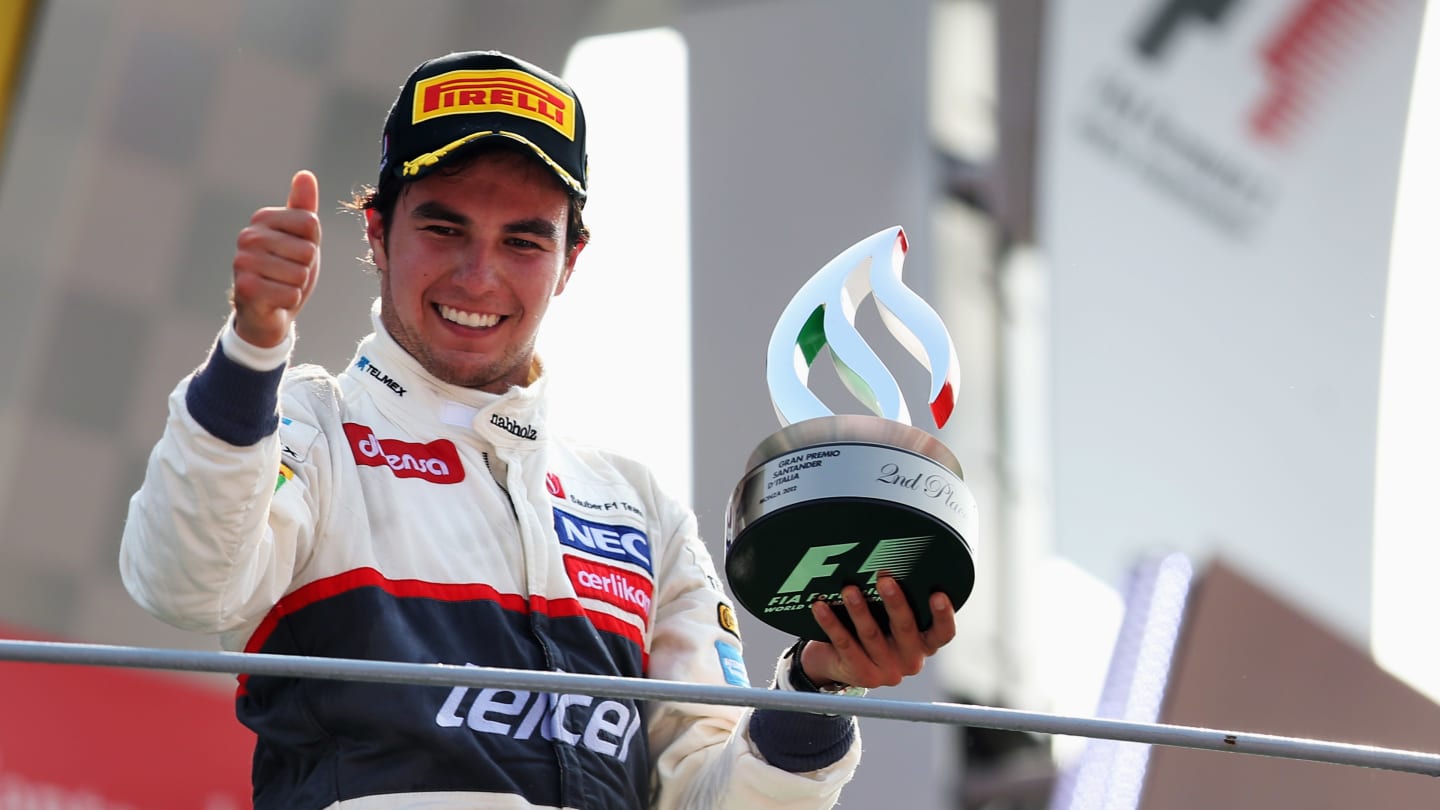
[1,638,1436,777]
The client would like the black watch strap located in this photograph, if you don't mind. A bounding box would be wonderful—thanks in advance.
[785,639,822,692]
[784,638,867,697]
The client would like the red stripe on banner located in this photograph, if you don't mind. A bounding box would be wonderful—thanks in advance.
[0,623,252,806]
[1252,0,1391,142]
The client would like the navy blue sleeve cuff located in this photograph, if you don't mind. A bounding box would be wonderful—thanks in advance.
[749,708,856,773]
[184,339,285,446]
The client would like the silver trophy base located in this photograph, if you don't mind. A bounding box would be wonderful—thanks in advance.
[724,415,978,641]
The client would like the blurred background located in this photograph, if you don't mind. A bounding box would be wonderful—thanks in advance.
[0,0,1437,807]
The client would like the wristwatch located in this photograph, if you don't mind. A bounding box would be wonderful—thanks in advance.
[785,639,869,698]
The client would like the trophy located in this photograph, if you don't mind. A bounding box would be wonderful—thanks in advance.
[724,226,977,642]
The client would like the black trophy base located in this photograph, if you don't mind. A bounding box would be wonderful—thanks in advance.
[723,416,978,643]
[726,495,974,642]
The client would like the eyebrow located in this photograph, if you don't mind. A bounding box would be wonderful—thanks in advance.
[504,218,562,242]
[409,202,560,242]
[410,201,469,225]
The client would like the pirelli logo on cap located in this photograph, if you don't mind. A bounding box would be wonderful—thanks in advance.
[413,69,576,141]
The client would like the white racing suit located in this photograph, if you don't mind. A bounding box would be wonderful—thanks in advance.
[120,307,860,810]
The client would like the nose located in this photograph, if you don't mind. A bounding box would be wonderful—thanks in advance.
[451,243,499,290]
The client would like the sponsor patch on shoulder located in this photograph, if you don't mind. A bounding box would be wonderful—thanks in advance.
[717,602,740,638]
[715,641,749,687]
[275,463,295,493]
[279,416,320,462]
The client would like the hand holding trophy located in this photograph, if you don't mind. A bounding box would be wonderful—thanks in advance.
[724,226,977,642]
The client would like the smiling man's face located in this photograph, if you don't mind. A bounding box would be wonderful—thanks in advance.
[368,150,583,392]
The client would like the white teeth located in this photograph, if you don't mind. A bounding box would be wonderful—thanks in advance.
[439,305,500,328]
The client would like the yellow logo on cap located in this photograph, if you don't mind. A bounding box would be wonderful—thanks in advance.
[412,69,575,141]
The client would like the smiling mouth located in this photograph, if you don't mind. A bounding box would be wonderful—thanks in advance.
[438,304,502,329]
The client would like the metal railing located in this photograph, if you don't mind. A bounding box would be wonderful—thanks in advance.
[1,638,1437,777]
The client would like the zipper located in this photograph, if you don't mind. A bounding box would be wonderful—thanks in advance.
[487,447,578,807]
[481,451,518,521]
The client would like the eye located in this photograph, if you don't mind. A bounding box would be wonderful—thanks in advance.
[422,224,460,237]
[506,237,543,250]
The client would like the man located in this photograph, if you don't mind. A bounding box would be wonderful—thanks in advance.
[121,50,955,809]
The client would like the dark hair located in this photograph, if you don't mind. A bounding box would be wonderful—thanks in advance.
[346,142,589,260]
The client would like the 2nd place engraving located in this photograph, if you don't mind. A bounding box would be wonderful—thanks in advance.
[875,462,970,519]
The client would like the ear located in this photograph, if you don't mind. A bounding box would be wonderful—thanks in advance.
[554,239,586,296]
[365,208,388,271]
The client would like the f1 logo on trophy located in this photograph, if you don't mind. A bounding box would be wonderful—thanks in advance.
[724,226,977,641]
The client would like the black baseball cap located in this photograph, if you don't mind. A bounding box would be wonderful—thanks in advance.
[380,50,588,200]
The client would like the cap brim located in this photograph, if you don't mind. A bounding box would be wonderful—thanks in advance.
[396,129,586,199]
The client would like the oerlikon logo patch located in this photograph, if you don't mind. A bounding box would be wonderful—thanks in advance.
[564,556,654,626]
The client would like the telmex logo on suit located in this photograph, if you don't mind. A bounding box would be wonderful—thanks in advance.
[343,423,465,484]
[354,356,407,397]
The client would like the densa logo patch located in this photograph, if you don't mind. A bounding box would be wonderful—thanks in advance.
[553,509,651,573]
[564,555,654,625]
[343,423,464,484]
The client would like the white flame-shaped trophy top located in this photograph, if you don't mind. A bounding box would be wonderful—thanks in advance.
[766,226,961,428]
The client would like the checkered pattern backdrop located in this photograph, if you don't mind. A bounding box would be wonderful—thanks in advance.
[0,0,601,680]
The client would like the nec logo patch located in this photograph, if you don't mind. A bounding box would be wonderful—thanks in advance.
[343,423,465,484]
[553,509,651,573]
[564,556,654,625]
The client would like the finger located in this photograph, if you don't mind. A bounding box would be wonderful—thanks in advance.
[231,271,306,312]
[300,242,322,301]
[921,591,958,652]
[877,575,927,668]
[233,249,311,293]
[250,206,322,244]
[287,169,319,213]
[840,585,894,671]
[238,224,319,270]
[811,600,865,680]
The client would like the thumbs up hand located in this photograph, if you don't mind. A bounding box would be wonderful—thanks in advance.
[231,170,322,348]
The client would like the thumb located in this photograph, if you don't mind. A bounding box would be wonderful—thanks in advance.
[287,169,319,213]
